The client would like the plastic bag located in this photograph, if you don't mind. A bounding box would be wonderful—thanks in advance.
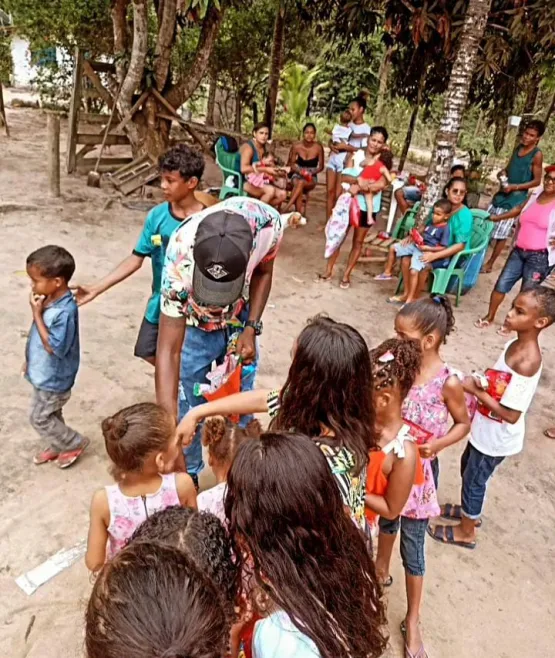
[349,194,361,228]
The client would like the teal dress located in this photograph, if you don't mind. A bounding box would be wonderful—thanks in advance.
[492,146,540,211]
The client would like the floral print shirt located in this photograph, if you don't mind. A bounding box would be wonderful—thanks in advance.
[160,197,283,331]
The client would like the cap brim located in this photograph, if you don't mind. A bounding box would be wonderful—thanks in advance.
[192,266,245,308]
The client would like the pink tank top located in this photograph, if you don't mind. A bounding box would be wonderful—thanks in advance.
[516,200,552,251]
[105,473,180,559]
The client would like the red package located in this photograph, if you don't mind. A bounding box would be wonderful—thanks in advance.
[476,369,512,423]
[349,195,361,228]
[411,228,424,246]
[402,419,433,445]
[203,363,243,423]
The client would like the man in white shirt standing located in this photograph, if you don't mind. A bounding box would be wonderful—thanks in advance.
[428,285,555,549]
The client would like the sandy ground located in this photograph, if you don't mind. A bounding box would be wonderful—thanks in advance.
[1,106,555,658]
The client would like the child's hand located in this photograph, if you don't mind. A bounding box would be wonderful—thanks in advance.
[400,237,413,247]
[29,293,45,314]
[419,441,437,459]
[71,284,99,306]
[462,375,480,395]
[177,410,201,447]
[420,252,436,264]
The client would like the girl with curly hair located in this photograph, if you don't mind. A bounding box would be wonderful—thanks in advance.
[226,431,387,658]
[177,315,376,531]
[85,403,197,572]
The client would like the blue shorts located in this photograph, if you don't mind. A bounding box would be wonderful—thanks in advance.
[494,247,549,295]
[461,443,505,519]
[378,515,428,577]
[394,242,450,272]
[403,185,423,203]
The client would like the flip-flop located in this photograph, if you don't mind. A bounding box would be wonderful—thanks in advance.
[57,437,90,469]
[405,642,428,658]
[543,428,555,439]
[314,273,332,283]
[496,326,512,337]
[474,318,491,329]
[440,503,482,527]
[374,273,394,281]
[339,280,350,290]
[382,575,393,588]
[388,296,405,305]
[426,524,476,550]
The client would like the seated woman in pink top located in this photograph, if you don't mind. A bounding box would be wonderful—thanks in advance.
[476,165,555,336]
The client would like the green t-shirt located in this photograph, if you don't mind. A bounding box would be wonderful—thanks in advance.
[133,202,182,324]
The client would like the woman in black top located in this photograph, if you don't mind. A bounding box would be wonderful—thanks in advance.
[283,123,324,214]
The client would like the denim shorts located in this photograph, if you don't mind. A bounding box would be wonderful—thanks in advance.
[378,515,428,576]
[494,247,549,295]
[394,243,449,272]
[460,443,505,519]
[403,185,423,203]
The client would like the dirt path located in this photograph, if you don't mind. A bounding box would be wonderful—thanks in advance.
[0,107,554,658]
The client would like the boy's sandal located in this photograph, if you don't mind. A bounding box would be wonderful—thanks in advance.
[440,503,482,527]
[496,326,512,337]
[426,524,476,550]
[474,318,491,329]
[33,448,60,465]
[374,273,394,281]
[57,438,90,469]
[543,427,555,440]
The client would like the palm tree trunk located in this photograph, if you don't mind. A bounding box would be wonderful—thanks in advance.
[234,90,242,133]
[375,45,392,122]
[206,71,217,126]
[264,0,286,134]
[416,0,493,226]
[514,73,540,149]
[544,91,555,128]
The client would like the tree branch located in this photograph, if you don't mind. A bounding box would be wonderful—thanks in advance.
[111,0,131,84]
[165,2,223,110]
[119,0,148,112]
[154,0,177,90]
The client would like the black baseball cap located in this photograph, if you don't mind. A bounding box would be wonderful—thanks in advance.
[192,209,254,307]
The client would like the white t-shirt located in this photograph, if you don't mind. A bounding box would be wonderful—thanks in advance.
[348,121,371,149]
[470,340,542,457]
[331,123,352,144]
[253,611,320,658]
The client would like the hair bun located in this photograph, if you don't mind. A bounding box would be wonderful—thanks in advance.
[202,416,227,447]
[101,414,129,442]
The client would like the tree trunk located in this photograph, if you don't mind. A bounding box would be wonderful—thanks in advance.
[154,0,177,90]
[416,0,492,226]
[514,73,540,150]
[398,70,426,172]
[206,71,217,126]
[234,90,242,133]
[252,101,259,125]
[264,0,286,134]
[134,95,171,157]
[375,45,392,122]
[544,92,555,128]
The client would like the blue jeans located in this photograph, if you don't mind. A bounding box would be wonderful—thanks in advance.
[494,247,549,295]
[179,310,257,476]
[378,515,428,577]
[460,443,505,519]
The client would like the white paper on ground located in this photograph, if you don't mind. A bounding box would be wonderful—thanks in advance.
[15,539,86,595]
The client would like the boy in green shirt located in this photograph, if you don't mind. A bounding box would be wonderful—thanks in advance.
[73,145,206,364]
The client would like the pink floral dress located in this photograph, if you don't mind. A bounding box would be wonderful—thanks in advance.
[105,473,180,559]
[401,365,455,519]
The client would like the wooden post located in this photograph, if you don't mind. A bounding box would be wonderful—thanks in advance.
[0,81,9,137]
[66,47,84,173]
[47,113,61,197]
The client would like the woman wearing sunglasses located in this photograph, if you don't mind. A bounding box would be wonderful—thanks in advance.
[476,166,555,335]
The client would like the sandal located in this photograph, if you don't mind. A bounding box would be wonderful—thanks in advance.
[474,318,491,329]
[387,295,405,305]
[33,447,60,465]
[57,438,90,469]
[382,575,393,588]
[496,326,512,337]
[543,427,555,440]
[314,273,332,283]
[401,622,428,658]
[374,273,394,281]
[427,524,476,550]
[339,280,350,290]
[440,503,482,527]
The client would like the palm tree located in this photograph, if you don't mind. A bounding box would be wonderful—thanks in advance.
[280,63,322,136]
[416,0,493,225]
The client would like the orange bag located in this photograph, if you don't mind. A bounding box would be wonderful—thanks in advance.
[349,195,361,227]
[202,362,243,423]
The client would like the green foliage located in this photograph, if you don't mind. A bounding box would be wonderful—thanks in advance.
[275,63,323,137]
[33,52,74,108]
[0,31,12,84]
[3,0,113,55]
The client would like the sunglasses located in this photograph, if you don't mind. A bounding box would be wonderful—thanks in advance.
[544,174,555,183]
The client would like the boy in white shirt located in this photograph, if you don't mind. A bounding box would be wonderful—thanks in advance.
[428,285,555,549]
[327,110,352,173]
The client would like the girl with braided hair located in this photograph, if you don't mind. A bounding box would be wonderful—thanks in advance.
[375,295,471,658]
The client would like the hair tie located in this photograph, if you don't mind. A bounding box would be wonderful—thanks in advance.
[431,295,443,305]
[378,351,395,363]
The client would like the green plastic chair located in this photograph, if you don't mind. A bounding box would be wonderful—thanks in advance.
[392,202,421,240]
[215,138,243,200]
[395,215,494,307]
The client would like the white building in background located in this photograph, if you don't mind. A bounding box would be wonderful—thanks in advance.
[10,36,39,87]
